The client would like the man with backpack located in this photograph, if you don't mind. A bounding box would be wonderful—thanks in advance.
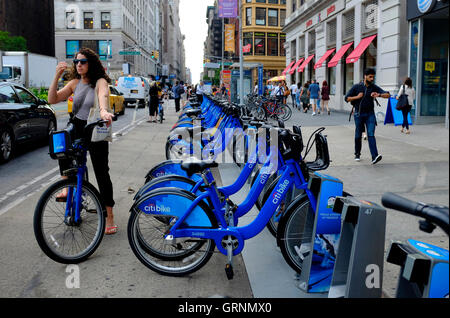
[345,68,390,165]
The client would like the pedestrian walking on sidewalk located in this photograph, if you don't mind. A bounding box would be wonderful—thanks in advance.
[396,77,415,135]
[290,82,298,108]
[296,83,302,110]
[173,81,183,112]
[148,81,159,122]
[48,47,117,235]
[345,68,390,165]
[321,80,331,115]
[300,83,310,113]
[309,80,320,116]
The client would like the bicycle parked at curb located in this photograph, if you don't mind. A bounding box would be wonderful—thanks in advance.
[33,117,116,264]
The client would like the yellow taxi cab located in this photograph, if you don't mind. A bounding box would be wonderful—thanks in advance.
[68,85,125,116]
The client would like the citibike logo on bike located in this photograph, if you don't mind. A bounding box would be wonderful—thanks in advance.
[272,180,290,205]
[144,203,171,214]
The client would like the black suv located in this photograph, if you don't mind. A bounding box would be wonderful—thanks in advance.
[0,82,56,163]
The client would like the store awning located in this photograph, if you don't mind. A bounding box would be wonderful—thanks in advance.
[289,58,304,75]
[298,55,315,72]
[328,42,353,67]
[346,34,377,64]
[282,61,296,76]
[314,48,336,70]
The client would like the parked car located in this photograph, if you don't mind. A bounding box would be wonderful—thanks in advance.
[115,75,150,108]
[68,85,125,116]
[0,82,57,163]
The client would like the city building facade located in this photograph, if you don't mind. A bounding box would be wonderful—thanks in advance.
[241,0,287,82]
[54,0,161,80]
[406,0,448,126]
[0,0,55,57]
[284,0,409,115]
[160,0,186,84]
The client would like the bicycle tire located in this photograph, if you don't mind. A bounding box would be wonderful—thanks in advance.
[128,189,217,276]
[276,195,313,274]
[33,179,105,264]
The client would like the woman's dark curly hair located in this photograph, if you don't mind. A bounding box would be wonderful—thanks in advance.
[68,47,111,88]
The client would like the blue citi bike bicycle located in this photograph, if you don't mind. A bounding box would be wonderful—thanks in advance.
[127,124,337,278]
[33,117,116,264]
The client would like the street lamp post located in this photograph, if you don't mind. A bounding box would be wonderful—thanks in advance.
[238,0,244,106]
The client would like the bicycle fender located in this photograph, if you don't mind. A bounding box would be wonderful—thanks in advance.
[131,188,217,228]
[144,160,202,183]
[134,175,198,201]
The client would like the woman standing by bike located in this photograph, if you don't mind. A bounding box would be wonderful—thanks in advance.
[148,81,159,123]
[321,80,331,115]
[47,47,117,235]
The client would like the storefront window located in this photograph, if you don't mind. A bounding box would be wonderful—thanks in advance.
[243,32,253,56]
[343,45,354,94]
[280,34,286,56]
[254,33,266,56]
[409,20,419,115]
[328,59,337,95]
[420,18,448,116]
[362,41,377,71]
[267,33,278,56]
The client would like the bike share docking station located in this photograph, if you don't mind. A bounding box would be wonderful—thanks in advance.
[386,239,449,298]
[296,173,387,298]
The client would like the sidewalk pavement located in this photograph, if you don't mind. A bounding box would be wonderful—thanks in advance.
[1,99,447,298]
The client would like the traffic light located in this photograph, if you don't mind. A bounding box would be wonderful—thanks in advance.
[151,51,155,59]
[155,51,159,59]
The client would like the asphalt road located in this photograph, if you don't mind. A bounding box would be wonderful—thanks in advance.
[0,103,149,217]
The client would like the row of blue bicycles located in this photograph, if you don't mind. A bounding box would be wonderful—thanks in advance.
[34,93,448,298]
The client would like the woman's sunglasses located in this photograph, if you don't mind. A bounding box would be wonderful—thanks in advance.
[73,59,88,65]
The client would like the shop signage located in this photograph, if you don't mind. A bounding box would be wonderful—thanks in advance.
[225,24,235,53]
[218,0,238,18]
[417,0,437,14]
[304,0,345,31]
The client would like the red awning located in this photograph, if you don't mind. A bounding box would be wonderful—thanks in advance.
[314,48,336,70]
[289,58,304,75]
[346,35,377,64]
[328,42,353,67]
[282,61,296,75]
[298,55,315,72]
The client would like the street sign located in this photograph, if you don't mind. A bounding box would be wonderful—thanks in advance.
[204,62,221,69]
[119,51,141,55]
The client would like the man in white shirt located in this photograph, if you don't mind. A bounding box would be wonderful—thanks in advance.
[196,81,205,103]
[290,83,298,109]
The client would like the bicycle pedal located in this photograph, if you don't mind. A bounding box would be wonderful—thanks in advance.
[225,264,234,280]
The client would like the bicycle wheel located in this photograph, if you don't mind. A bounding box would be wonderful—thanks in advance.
[165,139,191,160]
[128,190,217,276]
[281,105,293,121]
[254,105,267,121]
[33,179,105,264]
[277,196,314,274]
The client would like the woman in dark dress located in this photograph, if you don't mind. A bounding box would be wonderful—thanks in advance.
[148,81,159,123]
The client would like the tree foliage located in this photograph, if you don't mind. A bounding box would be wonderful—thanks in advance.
[0,31,27,51]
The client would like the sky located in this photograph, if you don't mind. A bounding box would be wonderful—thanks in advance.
[179,0,215,84]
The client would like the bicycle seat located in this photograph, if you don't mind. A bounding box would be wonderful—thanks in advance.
[181,159,218,176]
[185,109,202,117]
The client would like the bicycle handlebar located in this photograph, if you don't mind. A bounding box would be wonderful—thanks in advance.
[382,192,449,235]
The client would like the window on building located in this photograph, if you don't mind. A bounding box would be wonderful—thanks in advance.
[84,12,94,29]
[327,58,337,95]
[363,0,378,34]
[343,10,355,42]
[298,36,305,56]
[343,44,355,94]
[291,39,296,59]
[101,12,111,29]
[243,32,253,56]
[246,7,252,26]
[256,0,266,3]
[267,33,278,56]
[308,30,315,54]
[80,40,98,53]
[268,0,278,4]
[280,9,286,27]
[268,9,278,27]
[66,11,76,29]
[327,19,337,47]
[66,40,80,58]
[255,8,266,26]
[280,33,286,56]
[362,41,377,71]
[254,32,266,56]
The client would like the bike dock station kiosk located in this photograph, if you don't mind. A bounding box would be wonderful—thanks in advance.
[295,172,387,298]
[328,196,386,298]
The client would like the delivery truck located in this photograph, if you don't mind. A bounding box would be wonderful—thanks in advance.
[0,51,57,89]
